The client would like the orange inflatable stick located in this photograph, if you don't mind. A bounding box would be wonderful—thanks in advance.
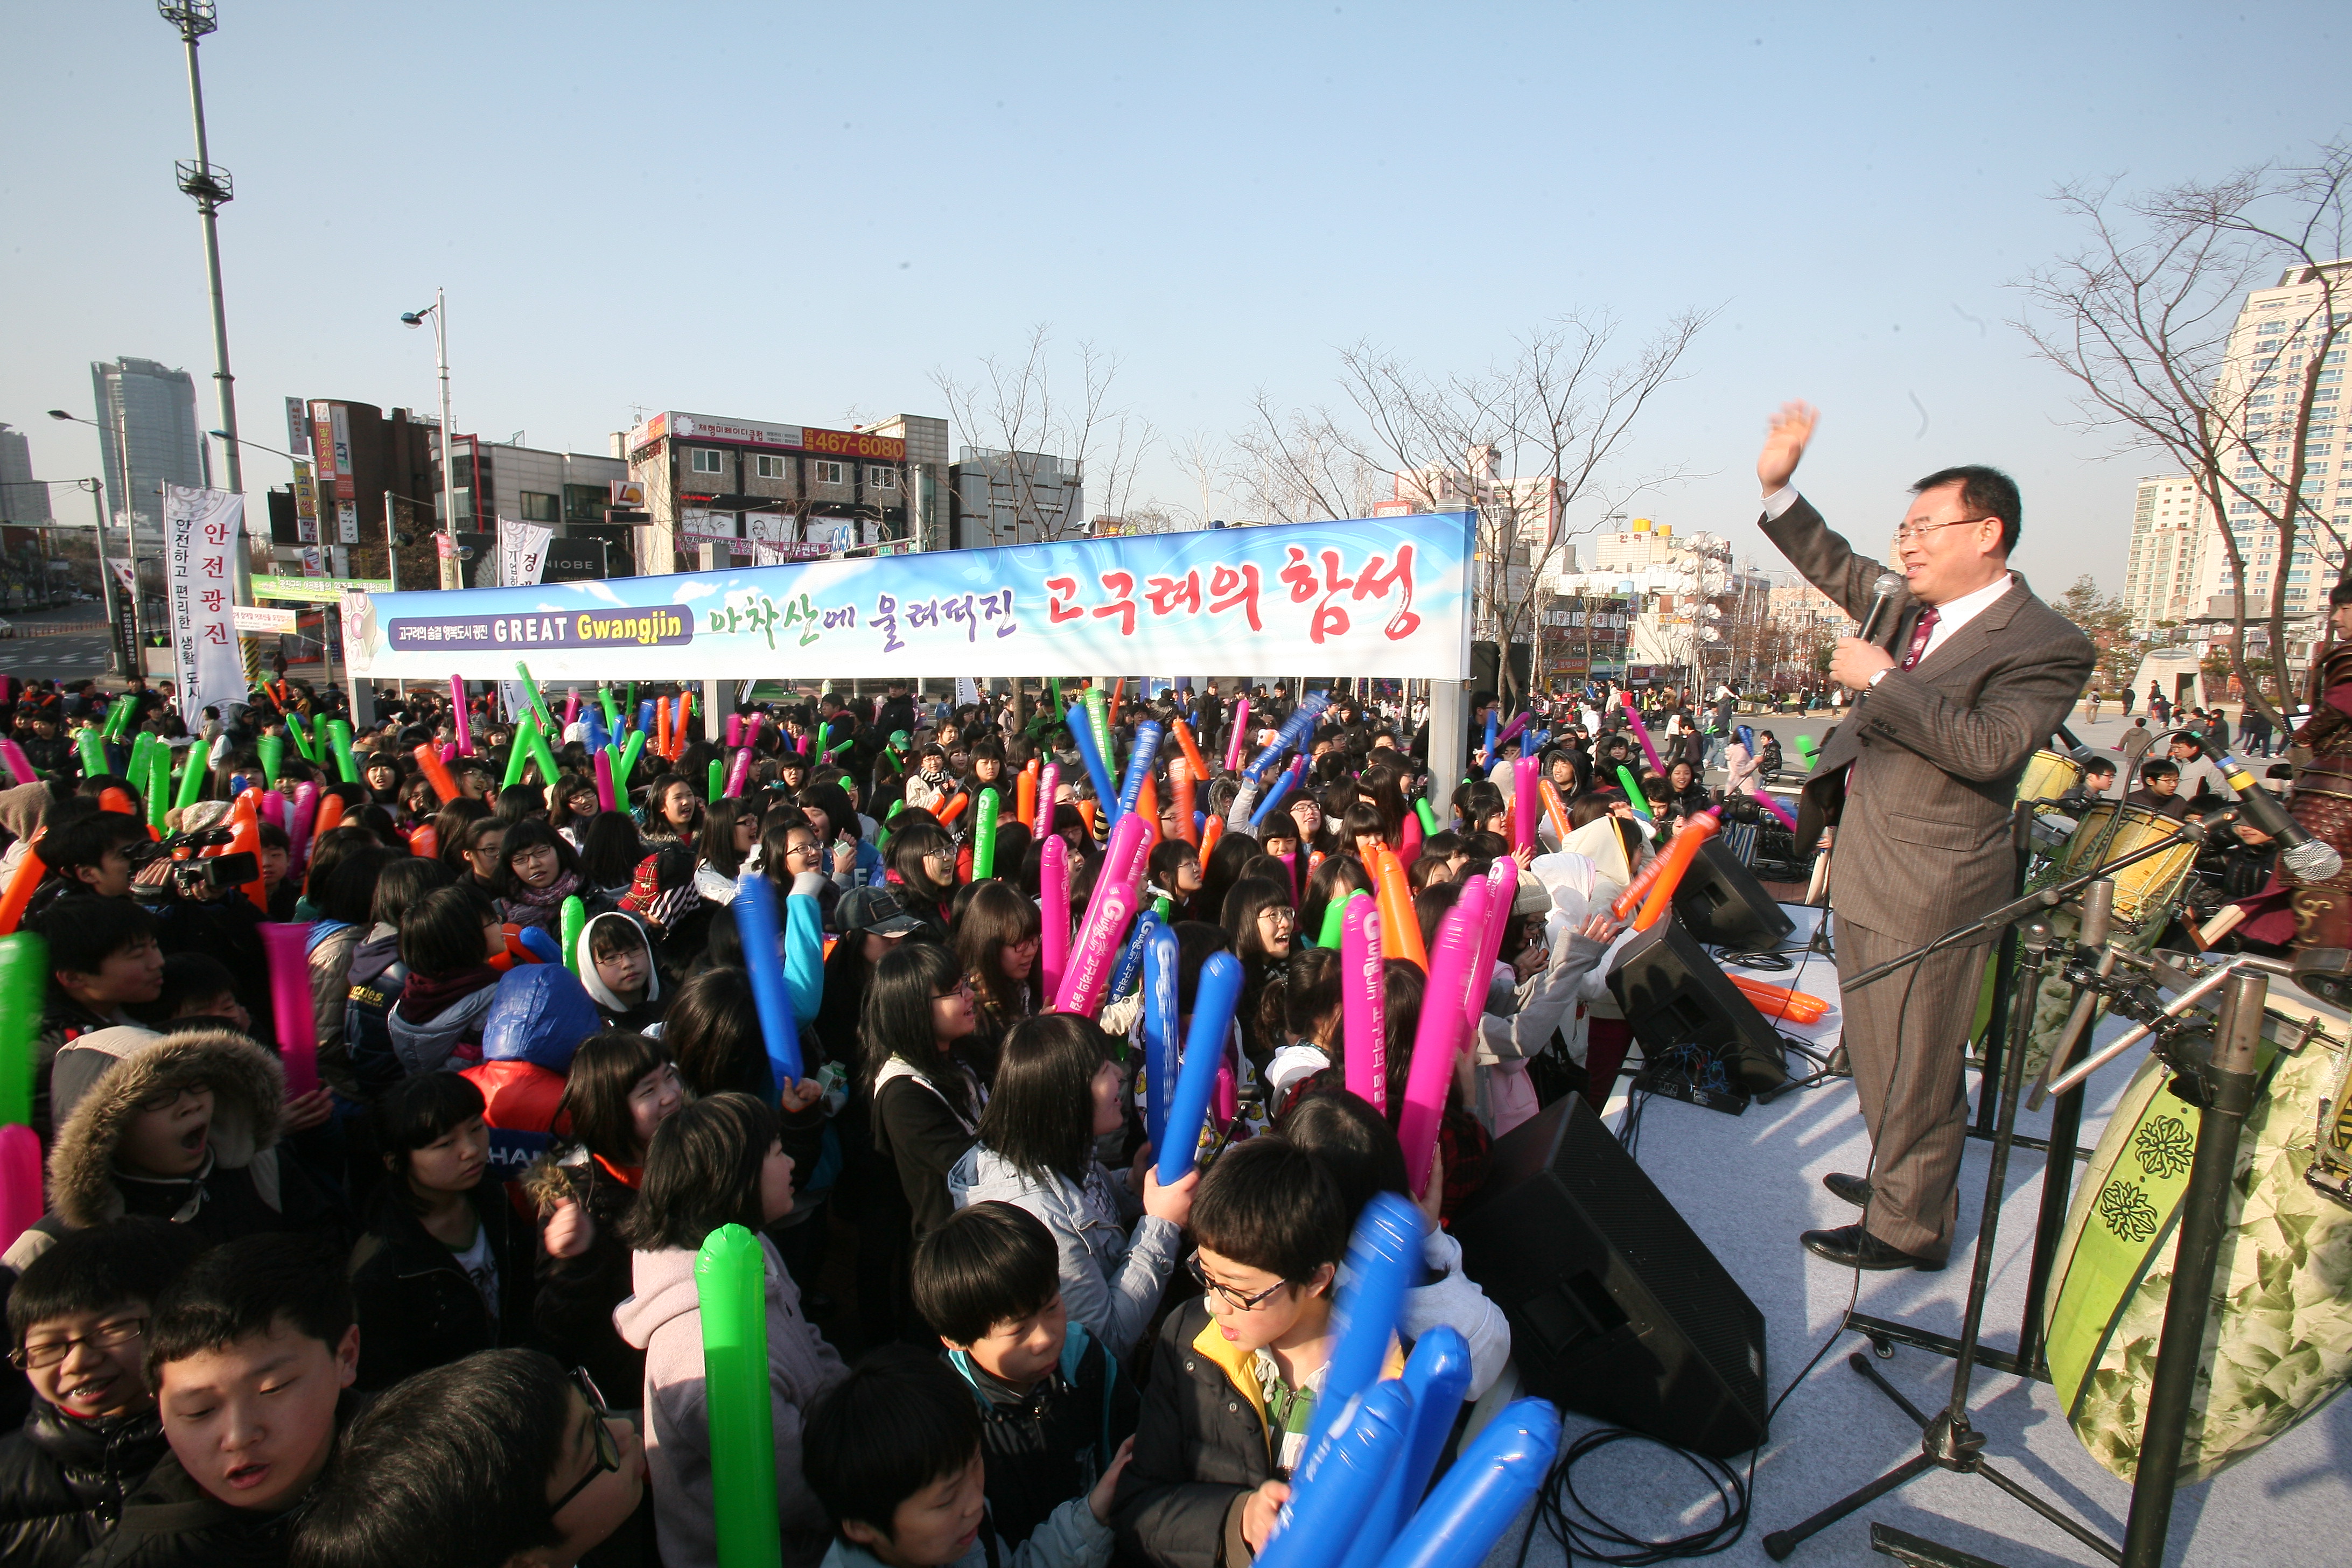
[414,744,461,806]
[1371,842,1427,972]
[1633,814,1720,932]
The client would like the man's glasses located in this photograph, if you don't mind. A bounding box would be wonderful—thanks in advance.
[12,1316,148,1370]
[549,1367,622,1514]
[1186,1251,1293,1312]
[1891,516,1994,547]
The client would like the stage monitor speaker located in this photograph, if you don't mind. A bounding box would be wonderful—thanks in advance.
[1452,1094,1769,1457]
[1672,838,1795,951]
[1607,916,1788,1094]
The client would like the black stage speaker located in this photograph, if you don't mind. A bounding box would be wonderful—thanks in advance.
[1672,839,1794,951]
[1607,916,1788,1094]
[1452,1094,1769,1456]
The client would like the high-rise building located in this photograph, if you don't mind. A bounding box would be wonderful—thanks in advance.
[90,357,208,538]
[2184,262,2351,622]
[2122,475,2214,631]
[0,423,47,523]
[951,447,1085,548]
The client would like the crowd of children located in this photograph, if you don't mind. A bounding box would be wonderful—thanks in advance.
[0,674,1689,1568]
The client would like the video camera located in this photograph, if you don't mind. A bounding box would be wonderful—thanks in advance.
[128,826,260,900]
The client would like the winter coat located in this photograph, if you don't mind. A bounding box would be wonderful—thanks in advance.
[340,926,409,1099]
[871,1058,979,1238]
[346,1175,537,1391]
[948,1147,1180,1363]
[529,1152,644,1398]
[820,1494,1114,1568]
[4,1028,338,1279]
[305,919,365,1098]
[944,1325,1138,1549]
[614,1232,848,1568]
[0,1399,168,1568]
[72,1390,363,1568]
[382,971,499,1076]
[1111,1299,1403,1568]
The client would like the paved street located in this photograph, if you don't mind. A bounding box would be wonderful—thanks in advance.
[1,601,126,683]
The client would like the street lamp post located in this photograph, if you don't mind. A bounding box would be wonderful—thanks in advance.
[49,409,146,672]
[71,480,130,678]
[157,2,243,499]
[400,291,459,589]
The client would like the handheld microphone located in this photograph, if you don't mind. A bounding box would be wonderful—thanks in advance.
[2194,734,2343,881]
[1857,572,1904,645]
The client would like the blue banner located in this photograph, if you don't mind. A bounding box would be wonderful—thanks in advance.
[349,511,1473,682]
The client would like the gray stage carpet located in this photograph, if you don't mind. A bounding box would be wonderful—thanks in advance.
[1489,906,2352,1568]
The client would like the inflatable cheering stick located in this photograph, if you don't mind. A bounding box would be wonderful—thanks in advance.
[1255,1379,1415,1568]
[1398,877,1486,1198]
[1140,922,1181,1154]
[1371,1400,1562,1568]
[696,1225,782,1568]
[970,788,1001,880]
[1157,952,1244,1185]
[1335,1327,1473,1568]
[1320,1194,1425,1428]
[1038,834,1071,1002]
[258,924,321,1098]
[1340,896,1388,1111]
[731,874,804,1091]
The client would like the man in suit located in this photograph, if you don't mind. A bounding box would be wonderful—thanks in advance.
[1756,402,2095,1270]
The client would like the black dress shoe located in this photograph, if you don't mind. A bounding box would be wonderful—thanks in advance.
[1800,1224,1945,1271]
[1823,1172,1873,1208]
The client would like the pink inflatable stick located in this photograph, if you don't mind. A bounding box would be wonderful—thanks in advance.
[1755,790,1800,832]
[0,740,36,787]
[1398,876,1489,1198]
[259,923,320,1097]
[1224,698,1251,773]
[288,782,319,871]
[1341,897,1388,1112]
[1052,878,1133,1019]
[450,677,473,756]
[0,1125,38,1254]
[1510,757,1537,854]
[1038,834,1071,1002]
[1618,691,1665,776]
[726,714,743,748]
[724,747,753,798]
[593,750,617,813]
[1036,761,1061,833]
[1469,859,1516,1041]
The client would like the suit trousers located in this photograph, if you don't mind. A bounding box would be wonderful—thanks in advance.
[1831,916,1991,1262]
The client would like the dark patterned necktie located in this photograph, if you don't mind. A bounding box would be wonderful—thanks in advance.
[1900,607,1941,670]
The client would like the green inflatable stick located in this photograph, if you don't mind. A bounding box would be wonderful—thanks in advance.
[694,1224,781,1568]
[503,717,535,788]
[514,661,557,738]
[1317,886,1370,950]
[527,722,563,792]
[1614,764,1653,823]
[559,895,587,973]
[971,788,1000,880]
[256,733,284,788]
[599,688,621,740]
[73,729,104,782]
[708,759,725,803]
[1415,797,1440,837]
[147,743,171,834]
[174,739,208,810]
[0,932,47,1126]
[1795,735,1818,769]
[284,712,317,763]
[613,731,646,797]
[327,720,358,785]
[125,733,155,797]
[1083,687,1111,764]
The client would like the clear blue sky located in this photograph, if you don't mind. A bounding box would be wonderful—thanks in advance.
[3,2,2343,595]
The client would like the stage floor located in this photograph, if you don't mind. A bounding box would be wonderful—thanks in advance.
[1490,905,2352,1568]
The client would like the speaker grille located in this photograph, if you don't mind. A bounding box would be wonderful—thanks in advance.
[1549,1106,1766,1413]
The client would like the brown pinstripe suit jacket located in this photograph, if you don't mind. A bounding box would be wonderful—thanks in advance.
[1764,496,2096,947]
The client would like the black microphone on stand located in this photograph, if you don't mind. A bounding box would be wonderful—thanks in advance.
[2193,733,2344,882]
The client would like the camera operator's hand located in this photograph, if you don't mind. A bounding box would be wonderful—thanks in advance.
[134,859,174,892]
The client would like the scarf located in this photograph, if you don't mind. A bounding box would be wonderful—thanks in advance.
[504,868,583,914]
[398,964,500,1022]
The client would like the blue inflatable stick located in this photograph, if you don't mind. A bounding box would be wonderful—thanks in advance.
[1141,922,1181,1155]
[731,874,803,1093]
[1371,1401,1562,1568]
[1254,1380,1415,1568]
[1156,952,1244,1185]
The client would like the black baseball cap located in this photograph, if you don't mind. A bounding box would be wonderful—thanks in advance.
[836,886,923,937]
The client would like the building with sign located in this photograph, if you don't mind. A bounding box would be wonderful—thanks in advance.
[438,432,630,559]
[264,400,439,580]
[620,409,948,573]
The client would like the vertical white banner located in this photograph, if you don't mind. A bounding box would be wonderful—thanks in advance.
[163,484,244,720]
[955,676,981,705]
[496,519,554,587]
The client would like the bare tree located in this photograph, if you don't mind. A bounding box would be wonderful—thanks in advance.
[1232,310,1714,709]
[2013,139,2350,724]
[932,326,1154,542]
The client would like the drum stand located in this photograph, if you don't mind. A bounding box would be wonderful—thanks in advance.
[1766,818,2234,1565]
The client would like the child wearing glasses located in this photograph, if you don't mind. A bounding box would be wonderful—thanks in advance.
[1,1219,203,1568]
[1111,1138,1381,1568]
[290,1349,646,1568]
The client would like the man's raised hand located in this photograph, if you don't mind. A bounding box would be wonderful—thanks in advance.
[1758,402,1818,495]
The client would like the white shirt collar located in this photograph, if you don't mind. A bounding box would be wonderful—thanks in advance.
[1921,571,2014,640]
